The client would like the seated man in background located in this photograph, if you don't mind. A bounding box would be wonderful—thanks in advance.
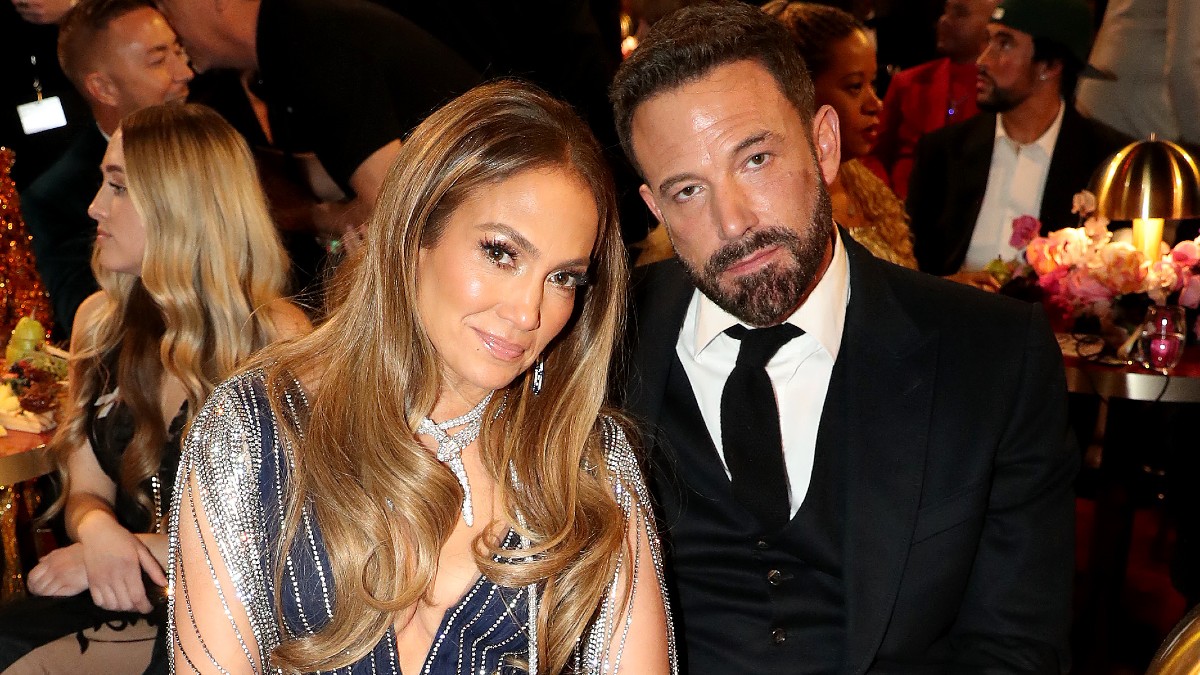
[155,0,479,240]
[21,0,192,339]
[906,0,1129,281]
[871,0,997,198]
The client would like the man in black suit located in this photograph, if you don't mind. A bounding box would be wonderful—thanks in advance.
[610,2,1077,672]
[20,0,192,338]
[906,0,1129,278]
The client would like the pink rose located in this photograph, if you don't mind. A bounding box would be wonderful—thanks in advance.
[1047,227,1091,267]
[1072,190,1097,217]
[1064,268,1114,305]
[1172,240,1200,267]
[1025,237,1059,276]
[1038,266,1070,299]
[1181,271,1200,309]
[1083,216,1112,243]
[1142,258,1180,297]
[1090,242,1149,295]
[1009,215,1040,250]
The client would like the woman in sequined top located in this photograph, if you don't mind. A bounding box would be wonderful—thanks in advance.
[5,103,309,672]
[169,81,676,675]
[764,1,919,269]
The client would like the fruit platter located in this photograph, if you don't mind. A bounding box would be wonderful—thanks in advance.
[0,316,66,437]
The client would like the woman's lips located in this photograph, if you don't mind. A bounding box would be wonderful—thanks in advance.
[474,329,526,361]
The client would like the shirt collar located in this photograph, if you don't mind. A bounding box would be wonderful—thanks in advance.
[692,229,850,359]
[996,98,1065,155]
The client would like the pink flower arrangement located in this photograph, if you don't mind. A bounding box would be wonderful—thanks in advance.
[996,191,1200,339]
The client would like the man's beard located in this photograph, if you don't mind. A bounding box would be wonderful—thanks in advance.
[976,75,1021,113]
[678,183,834,327]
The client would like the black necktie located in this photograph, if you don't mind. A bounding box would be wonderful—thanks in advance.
[720,323,804,531]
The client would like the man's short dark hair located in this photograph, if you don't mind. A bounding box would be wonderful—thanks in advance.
[1032,37,1083,101]
[58,0,155,91]
[609,0,817,177]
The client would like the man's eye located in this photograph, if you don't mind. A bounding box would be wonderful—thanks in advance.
[675,185,701,201]
[747,153,769,168]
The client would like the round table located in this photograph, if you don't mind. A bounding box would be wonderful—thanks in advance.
[0,428,53,601]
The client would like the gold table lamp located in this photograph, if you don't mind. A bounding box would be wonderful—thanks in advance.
[1089,136,1200,259]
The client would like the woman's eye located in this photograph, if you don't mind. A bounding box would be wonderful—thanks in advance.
[108,182,127,196]
[549,270,588,289]
[482,240,517,267]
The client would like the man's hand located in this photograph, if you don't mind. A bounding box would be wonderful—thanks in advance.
[946,270,1001,292]
[12,0,74,24]
[26,542,89,597]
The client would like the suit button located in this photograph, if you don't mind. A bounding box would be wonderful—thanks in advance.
[767,569,784,585]
[756,539,770,550]
[772,627,787,645]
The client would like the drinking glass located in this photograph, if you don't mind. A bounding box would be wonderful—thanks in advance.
[1136,305,1188,373]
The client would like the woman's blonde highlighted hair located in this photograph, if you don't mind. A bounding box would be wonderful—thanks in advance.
[46,103,291,527]
[256,80,629,673]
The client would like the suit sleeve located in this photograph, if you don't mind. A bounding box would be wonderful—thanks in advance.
[905,133,947,274]
[948,304,1078,673]
[20,186,98,337]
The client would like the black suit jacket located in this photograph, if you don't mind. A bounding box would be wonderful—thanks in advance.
[907,106,1131,275]
[624,235,1078,673]
[20,124,105,340]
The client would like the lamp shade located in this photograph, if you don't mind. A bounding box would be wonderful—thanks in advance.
[1088,137,1200,220]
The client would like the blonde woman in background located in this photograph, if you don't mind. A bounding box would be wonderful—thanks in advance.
[0,103,310,674]
[170,80,675,675]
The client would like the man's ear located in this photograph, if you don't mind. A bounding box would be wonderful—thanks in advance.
[1038,58,1064,82]
[811,104,841,186]
[84,71,120,108]
[638,183,665,225]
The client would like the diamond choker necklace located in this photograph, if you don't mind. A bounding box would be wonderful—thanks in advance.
[416,391,494,527]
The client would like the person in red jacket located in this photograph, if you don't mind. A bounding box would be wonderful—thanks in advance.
[871,0,998,198]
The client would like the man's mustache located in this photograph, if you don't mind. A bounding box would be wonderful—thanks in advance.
[705,228,798,277]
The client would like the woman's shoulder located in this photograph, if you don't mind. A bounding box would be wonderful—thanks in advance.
[70,291,111,347]
[187,369,303,462]
[264,299,313,342]
[596,414,645,497]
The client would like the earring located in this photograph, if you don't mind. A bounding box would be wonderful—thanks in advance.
[531,356,545,396]
[1039,72,1048,81]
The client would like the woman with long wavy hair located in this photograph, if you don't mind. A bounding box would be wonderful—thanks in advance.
[169,80,676,675]
[1,103,310,673]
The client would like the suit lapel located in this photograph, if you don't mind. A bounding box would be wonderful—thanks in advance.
[627,259,695,432]
[837,239,939,674]
[956,114,996,232]
[1041,108,1088,232]
[941,115,996,272]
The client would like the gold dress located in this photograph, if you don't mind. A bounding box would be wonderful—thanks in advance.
[835,159,918,269]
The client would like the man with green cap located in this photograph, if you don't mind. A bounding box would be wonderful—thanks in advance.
[906,0,1130,280]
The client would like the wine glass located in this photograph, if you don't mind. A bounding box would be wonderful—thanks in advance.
[1136,305,1188,373]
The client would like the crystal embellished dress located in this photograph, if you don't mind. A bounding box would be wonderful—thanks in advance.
[167,370,677,674]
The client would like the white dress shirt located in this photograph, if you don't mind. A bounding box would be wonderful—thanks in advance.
[675,231,851,515]
[963,100,1065,272]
